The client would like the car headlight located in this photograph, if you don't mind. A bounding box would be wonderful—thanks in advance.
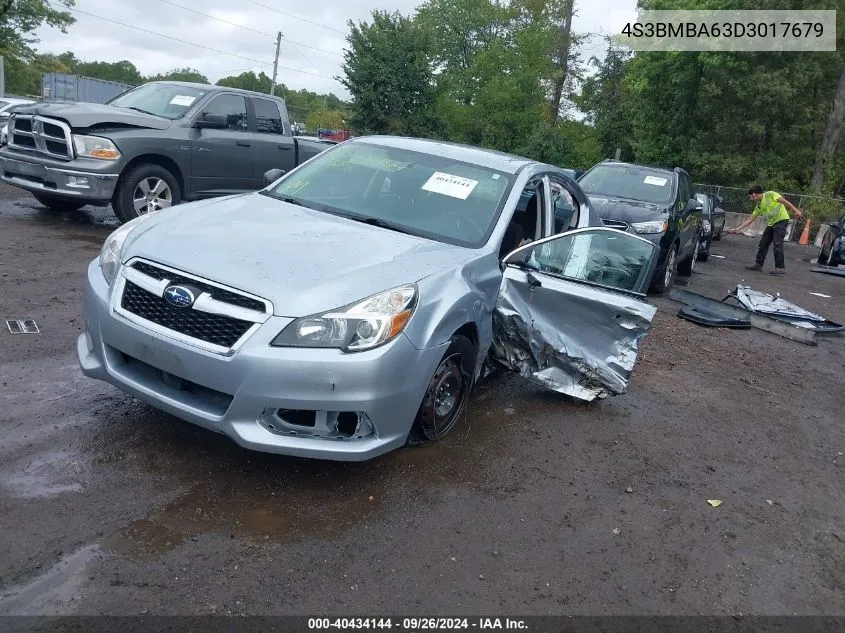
[73,135,121,160]
[271,285,417,352]
[630,220,668,234]
[99,214,156,285]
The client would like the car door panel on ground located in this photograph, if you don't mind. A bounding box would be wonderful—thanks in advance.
[492,227,659,401]
[190,93,254,196]
[251,97,296,184]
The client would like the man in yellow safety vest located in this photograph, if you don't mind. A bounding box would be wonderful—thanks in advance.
[728,185,803,275]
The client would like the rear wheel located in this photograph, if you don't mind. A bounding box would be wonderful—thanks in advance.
[113,163,180,223]
[414,335,475,442]
[650,243,678,294]
[32,192,86,212]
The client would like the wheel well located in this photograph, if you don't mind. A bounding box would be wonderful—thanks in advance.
[117,154,185,197]
[454,323,478,353]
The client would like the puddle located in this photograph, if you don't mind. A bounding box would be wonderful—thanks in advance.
[0,544,101,615]
[0,197,118,229]
[99,377,531,562]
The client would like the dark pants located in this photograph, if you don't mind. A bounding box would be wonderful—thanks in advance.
[756,220,789,269]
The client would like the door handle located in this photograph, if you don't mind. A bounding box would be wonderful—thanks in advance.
[236,140,251,147]
[277,144,292,150]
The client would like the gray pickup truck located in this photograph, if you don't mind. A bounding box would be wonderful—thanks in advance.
[0,81,329,223]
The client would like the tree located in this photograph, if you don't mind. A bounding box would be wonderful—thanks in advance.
[578,41,633,160]
[306,109,345,131]
[216,70,272,93]
[340,11,437,135]
[147,67,209,84]
[0,0,74,61]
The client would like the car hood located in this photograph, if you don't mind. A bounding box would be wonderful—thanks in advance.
[14,102,171,131]
[587,195,665,223]
[123,194,475,317]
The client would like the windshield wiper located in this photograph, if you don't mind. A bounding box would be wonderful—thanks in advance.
[350,216,413,236]
[125,106,158,116]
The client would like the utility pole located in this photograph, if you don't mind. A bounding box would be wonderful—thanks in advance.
[270,31,282,96]
[0,56,5,98]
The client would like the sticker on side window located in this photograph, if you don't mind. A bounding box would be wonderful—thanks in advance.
[421,172,479,200]
[643,176,668,186]
[169,95,197,106]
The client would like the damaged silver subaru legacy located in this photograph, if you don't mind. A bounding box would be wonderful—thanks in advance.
[78,136,660,461]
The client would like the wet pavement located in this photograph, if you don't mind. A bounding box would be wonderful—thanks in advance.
[1,183,844,615]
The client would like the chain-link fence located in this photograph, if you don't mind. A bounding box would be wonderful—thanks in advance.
[694,184,845,243]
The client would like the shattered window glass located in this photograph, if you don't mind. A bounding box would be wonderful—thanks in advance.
[523,230,657,295]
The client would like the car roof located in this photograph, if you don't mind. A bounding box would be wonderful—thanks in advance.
[146,81,285,100]
[595,159,679,176]
[350,135,537,174]
[0,98,36,104]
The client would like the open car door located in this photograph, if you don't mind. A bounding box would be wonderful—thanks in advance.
[492,227,660,401]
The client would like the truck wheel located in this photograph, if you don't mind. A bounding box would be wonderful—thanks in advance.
[32,193,86,212]
[114,163,180,223]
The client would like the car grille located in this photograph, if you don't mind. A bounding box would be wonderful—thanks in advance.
[131,262,265,312]
[117,260,270,352]
[602,219,630,231]
[121,282,254,349]
[8,114,73,160]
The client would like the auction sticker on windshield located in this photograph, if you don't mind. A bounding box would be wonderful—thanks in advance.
[169,95,197,106]
[422,172,479,200]
[643,176,668,186]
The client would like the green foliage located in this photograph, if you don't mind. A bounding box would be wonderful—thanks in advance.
[0,0,74,60]
[340,11,437,135]
[147,68,209,84]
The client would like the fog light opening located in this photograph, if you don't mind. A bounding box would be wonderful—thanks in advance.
[67,175,90,189]
[275,409,316,428]
[336,412,359,438]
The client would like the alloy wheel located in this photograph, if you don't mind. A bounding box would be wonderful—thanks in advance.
[133,177,172,215]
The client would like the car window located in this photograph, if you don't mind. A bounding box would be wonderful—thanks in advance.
[202,94,248,131]
[514,229,658,295]
[548,177,580,233]
[254,98,285,134]
[579,164,674,205]
[108,83,209,119]
[266,141,515,248]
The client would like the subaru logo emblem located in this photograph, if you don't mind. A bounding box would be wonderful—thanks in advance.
[164,285,196,308]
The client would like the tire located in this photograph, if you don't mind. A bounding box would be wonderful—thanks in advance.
[697,236,711,261]
[712,231,722,241]
[413,334,476,442]
[650,243,678,294]
[678,238,700,276]
[32,192,86,212]
[113,163,180,224]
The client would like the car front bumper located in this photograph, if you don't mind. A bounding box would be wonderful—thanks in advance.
[0,152,118,202]
[78,260,447,461]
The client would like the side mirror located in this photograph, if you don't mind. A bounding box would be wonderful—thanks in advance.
[263,168,286,186]
[684,199,703,214]
[193,113,228,129]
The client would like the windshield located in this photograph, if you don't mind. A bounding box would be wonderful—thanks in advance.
[107,84,209,119]
[265,142,515,247]
[579,164,675,205]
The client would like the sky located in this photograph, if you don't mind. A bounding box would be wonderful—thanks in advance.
[34,0,639,100]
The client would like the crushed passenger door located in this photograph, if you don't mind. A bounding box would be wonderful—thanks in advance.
[492,227,659,401]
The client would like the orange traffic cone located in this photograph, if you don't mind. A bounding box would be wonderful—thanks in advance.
[799,219,812,245]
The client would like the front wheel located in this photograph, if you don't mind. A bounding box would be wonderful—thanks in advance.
[32,192,87,212]
[650,243,678,294]
[113,163,181,223]
[678,238,700,276]
[413,335,476,442]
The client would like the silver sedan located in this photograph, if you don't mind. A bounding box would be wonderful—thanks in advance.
[78,136,659,461]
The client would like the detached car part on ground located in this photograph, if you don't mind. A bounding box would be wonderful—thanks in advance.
[577,160,704,294]
[0,82,328,223]
[78,136,660,461]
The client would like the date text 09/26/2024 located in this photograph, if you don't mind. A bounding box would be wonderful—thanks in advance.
[308,618,528,630]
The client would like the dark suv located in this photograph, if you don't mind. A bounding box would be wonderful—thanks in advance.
[577,160,703,293]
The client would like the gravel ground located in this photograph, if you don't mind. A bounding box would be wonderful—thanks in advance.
[0,183,843,616]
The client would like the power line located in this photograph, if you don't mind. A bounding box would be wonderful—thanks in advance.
[157,0,344,59]
[155,0,275,38]
[244,0,347,36]
[55,4,338,80]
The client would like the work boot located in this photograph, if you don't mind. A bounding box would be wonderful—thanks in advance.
[745,264,763,271]
[770,268,786,275]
